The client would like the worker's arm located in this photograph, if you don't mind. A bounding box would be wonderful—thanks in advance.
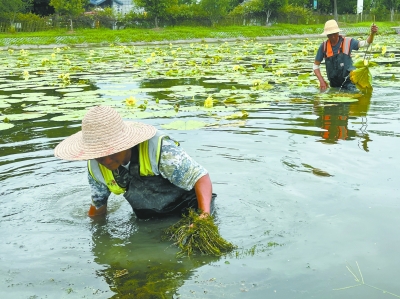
[87,173,110,217]
[313,61,328,90]
[194,173,212,216]
[367,23,378,44]
[359,24,378,47]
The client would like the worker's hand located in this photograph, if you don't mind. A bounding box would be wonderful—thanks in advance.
[199,212,210,219]
[371,24,378,35]
[88,204,107,217]
[319,80,328,91]
[189,212,210,228]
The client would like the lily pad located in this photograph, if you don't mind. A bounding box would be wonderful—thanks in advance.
[0,122,14,130]
[0,113,46,121]
[161,120,208,130]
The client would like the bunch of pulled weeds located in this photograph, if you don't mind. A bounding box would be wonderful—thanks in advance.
[163,209,236,257]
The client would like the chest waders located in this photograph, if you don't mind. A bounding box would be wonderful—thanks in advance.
[324,37,355,88]
[88,132,198,219]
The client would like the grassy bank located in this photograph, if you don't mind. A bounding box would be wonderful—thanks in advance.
[0,22,398,47]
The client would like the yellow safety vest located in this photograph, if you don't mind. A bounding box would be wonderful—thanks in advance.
[87,133,166,195]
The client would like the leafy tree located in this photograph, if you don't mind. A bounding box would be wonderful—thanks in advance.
[247,0,284,25]
[0,0,33,26]
[31,0,54,16]
[199,0,231,25]
[382,0,400,21]
[133,0,177,28]
[49,0,88,30]
[177,0,196,4]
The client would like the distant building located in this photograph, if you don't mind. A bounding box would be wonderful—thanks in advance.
[89,0,135,15]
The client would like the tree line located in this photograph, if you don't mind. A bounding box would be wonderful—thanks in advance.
[0,0,399,31]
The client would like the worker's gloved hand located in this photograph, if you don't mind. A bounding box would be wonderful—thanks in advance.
[88,204,107,217]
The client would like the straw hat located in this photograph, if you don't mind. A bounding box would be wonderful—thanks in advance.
[321,20,342,35]
[54,106,157,160]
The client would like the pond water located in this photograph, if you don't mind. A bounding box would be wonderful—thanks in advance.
[1,36,400,299]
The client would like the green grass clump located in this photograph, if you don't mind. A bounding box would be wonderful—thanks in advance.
[163,209,236,257]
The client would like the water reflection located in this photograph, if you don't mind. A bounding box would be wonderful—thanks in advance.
[89,215,219,298]
[314,92,372,150]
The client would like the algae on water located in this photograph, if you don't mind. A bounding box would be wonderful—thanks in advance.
[163,209,236,257]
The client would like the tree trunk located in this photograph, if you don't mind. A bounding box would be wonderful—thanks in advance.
[333,0,338,21]
[155,16,158,28]
[265,10,271,26]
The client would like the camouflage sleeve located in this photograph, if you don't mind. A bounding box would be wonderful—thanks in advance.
[87,172,110,208]
[158,138,208,191]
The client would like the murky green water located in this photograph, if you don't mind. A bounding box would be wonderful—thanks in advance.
[1,36,400,298]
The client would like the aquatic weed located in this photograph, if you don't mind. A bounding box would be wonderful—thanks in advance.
[163,209,236,257]
[334,261,400,298]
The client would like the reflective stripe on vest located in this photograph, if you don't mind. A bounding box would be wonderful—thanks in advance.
[138,132,165,176]
[88,159,125,194]
[323,37,351,58]
[87,132,167,194]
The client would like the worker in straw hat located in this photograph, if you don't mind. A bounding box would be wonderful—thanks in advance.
[54,106,214,219]
[313,19,378,91]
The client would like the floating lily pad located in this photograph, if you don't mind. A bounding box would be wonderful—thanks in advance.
[50,110,88,121]
[0,113,46,121]
[56,87,84,93]
[0,102,11,108]
[161,120,208,130]
[0,122,14,130]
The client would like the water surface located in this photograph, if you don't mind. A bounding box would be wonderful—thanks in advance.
[1,39,400,299]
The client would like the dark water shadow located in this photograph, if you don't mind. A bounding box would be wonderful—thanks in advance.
[89,214,220,298]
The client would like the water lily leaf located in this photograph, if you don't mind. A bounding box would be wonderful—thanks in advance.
[0,113,46,121]
[24,105,67,113]
[0,122,14,130]
[225,110,249,119]
[50,110,87,121]
[0,102,11,108]
[350,59,379,91]
[55,87,84,93]
[182,106,236,112]
[298,73,310,80]
[161,120,208,130]
[234,103,271,109]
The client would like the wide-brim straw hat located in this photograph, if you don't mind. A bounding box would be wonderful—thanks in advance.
[321,19,342,35]
[54,106,157,160]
